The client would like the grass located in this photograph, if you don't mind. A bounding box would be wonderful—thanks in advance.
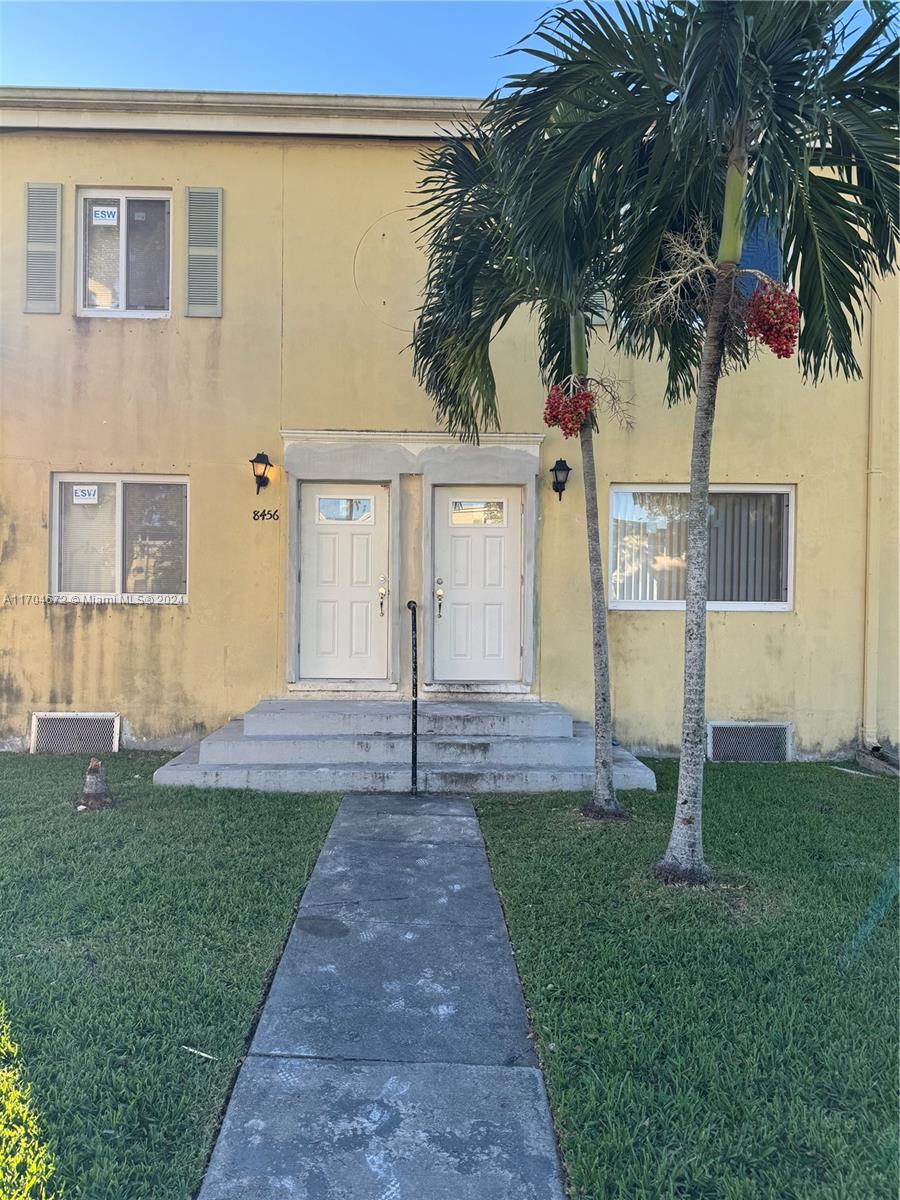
[0,752,338,1199]
[475,761,899,1200]
[1,1001,58,1200]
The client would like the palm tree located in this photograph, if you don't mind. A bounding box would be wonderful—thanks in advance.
[493,0,898,880]
[412,127,628,818]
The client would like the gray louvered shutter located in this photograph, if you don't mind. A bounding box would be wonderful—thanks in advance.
[185,187,222,316]
[24,184,62,313]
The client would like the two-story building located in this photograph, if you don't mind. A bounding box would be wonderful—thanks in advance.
[1,87,896,787]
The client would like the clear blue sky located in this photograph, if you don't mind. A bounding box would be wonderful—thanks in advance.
[0,1,553,97]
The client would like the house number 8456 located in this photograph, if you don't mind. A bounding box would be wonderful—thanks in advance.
[253,509,280,521]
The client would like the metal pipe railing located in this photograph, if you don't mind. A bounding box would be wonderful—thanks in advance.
[406,600,418,795]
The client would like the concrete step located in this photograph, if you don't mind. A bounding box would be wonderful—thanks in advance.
[243,699,574,739]
[154,743,656,794]
[198,720,594,767]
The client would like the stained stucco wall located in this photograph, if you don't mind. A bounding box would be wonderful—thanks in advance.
[0,128,896,755]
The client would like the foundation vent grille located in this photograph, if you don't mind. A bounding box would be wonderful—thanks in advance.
[30,712,120,755]
[707,721,791,763]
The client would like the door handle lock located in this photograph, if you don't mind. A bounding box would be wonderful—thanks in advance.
[435,586,444,618]
[378,585,387,617]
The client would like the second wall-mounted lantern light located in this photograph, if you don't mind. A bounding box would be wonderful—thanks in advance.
[550,458,572,501]
[249,452,273,494]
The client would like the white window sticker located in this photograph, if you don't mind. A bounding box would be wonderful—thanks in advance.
[91,206,118,226]
[72,485,99,504]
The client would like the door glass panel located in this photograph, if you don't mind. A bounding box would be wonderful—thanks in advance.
[126,199,169,310]
[316,497,374,523]
[84,198,120,309]
[450,499,506,526]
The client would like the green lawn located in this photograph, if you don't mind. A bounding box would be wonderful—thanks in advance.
[476,761,899,1200]
[0,752,338,1199]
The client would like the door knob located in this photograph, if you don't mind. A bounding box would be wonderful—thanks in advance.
[435,586,444,618]
[378,585,387,616]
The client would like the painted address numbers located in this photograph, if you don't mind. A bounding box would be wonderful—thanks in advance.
[253,509,279,521]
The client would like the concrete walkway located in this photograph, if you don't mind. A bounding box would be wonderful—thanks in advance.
[198,793,566,1200]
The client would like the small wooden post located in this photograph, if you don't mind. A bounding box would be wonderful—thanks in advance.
[77,758,115,811]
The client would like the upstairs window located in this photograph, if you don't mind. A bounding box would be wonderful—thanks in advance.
[77,189,171,317]
[609,485,793,611]
[52,475,188,600]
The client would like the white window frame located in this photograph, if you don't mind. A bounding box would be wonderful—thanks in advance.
[314,494,376,524]
[76,187,173,318]
[448,497,509,528]
[608,483,795,612]
[51,473,189,603]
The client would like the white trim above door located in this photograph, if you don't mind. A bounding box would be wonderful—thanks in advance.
[431,485,524,683]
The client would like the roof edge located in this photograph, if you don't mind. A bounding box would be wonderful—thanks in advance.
[0,86,483,139]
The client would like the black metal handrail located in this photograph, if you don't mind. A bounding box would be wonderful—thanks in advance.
[406,600,418,795]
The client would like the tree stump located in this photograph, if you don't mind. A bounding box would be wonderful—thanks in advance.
[77,758,115,811]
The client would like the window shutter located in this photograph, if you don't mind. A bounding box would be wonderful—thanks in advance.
[185,187,222,317]
[24,183,62,313]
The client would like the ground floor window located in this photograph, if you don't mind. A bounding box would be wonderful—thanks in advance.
[609,485,793,610]
[52,474,188,599]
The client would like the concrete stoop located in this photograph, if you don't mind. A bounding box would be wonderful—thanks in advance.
[153,699,656,793]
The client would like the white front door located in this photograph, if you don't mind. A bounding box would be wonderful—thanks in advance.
[299,483,390,679]
[432,486,523,682]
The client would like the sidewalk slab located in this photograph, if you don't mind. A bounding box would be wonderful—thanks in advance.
[251,912,534,1066]
[328,805,483,845]
[339,792,476,818]
[300,835,505,925]
[198,1057,563,1200]
[198,792,565,1199]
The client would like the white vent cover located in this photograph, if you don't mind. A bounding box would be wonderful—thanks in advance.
[30,712,120,755]
[707,721,791,763]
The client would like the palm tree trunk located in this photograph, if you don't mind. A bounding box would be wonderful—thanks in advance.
[654,263,735,881]
[655,147,747,883]
[570,313,626,819]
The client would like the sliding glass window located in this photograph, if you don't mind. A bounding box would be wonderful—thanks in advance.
[609,486,793,610]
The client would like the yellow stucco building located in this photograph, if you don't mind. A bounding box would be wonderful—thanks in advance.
[1,87,897,770]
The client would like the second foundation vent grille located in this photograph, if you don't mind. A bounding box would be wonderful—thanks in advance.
[707,722,791,763]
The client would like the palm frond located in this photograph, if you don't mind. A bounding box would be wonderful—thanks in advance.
[412,101,620,440]
[412,129,524,441]
[786,170,874,380]
[676,0,747,141]
[491,0,898,396]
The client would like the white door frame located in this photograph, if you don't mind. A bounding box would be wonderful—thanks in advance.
[282,431,542,695]
[287,475,400,692]
[429,485,526,686]
[421,468,538,694]
[297,482,392,683]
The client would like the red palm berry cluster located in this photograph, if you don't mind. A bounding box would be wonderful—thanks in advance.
[744,282,800,359]
[544,384,595,438]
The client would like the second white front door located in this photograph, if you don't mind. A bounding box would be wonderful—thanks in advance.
[299,483,390,679]
[432,486,523,682]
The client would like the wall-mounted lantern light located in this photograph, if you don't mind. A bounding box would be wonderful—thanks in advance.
[550,458,572,501]
[249,451,272,494]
